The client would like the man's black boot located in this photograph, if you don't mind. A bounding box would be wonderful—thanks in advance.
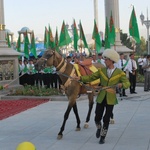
[99,126,108,144]
[96,123,101,138]
[99,136,105,144]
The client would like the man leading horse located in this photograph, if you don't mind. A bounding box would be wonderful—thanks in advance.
[74,49,130,144]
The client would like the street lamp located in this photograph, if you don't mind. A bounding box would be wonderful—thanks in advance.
[140,12,150,54]
[65,23,74,35]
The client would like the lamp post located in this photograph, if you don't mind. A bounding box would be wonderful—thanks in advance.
[140,12,150,54]
[65,23,74,35]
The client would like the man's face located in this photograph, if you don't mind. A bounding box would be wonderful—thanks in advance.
[130,54,134,59]
[120,54,124,59]
[104,58,112,67]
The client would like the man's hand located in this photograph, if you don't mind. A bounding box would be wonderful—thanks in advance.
[72,76,80,81]
[3,84,9,89]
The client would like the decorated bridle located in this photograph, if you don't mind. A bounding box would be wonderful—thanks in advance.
[41,50,68,73]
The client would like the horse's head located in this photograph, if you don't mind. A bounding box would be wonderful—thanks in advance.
[35,48,55,71]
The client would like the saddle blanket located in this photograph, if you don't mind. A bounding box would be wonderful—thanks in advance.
[74,63,100,86]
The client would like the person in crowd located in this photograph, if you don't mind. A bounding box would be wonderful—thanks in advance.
[33,59,44,88]
[27,59,35,86]
[91,54,97,63]
[43,66,53,88]
[142,54,150,91]
[51,66,59,89]
[73,49,130,144]
[125,53,137,94]
[116,53,128,97]
[66,56,74,64]
[21,59,29,86]
[137,55,144,75]
[18,59,24,85]
[96,53,105,66]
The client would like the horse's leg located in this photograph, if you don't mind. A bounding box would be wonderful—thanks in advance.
[72,102,81,131]
[84,93,94,128]
[57,104,72,140]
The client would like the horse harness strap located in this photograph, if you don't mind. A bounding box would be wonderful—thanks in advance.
[56,57,65,70]
[64,68,76,87]
[58,61,67,73]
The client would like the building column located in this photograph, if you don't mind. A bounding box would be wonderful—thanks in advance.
[0,0,7,47]
[94,0,99,28]
[104,0,122,46]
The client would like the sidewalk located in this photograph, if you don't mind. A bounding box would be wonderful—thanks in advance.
[0,86,150,150]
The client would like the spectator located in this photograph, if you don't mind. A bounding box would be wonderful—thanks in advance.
[137,55,144,75]
[142,55,150,91]
[125,53,137,94]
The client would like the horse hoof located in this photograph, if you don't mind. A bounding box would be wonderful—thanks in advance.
[84,122,89,128]
[57,134,63,140]
[75,127,81,131]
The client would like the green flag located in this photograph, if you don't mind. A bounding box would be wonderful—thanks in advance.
[24,30,29,59]
[79,21,88,49]
[30,31,37,58]
[109,11,116,45]
[59,20,72,47]
[73,19,79,51]
[49,24,55,49]
[79,21,91,55]
[6,32,11,47]
[44,26,50,48]
[104,17,110,49]
[17,34,21,52]
[55,27,59,52]
[129,6,140,43]
[44,27,47,48]
[92,19,102,53]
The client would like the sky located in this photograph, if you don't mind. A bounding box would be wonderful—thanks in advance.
[4,0,150,41]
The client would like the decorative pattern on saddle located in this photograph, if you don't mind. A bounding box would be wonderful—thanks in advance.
[74,63,100,86]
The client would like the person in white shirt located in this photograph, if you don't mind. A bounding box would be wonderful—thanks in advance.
[137,55,144,75]
[142,55,150,91]
[125,53,137,94]
[116,53,127,96]
[96,53,105,66]
[27,59,35,86]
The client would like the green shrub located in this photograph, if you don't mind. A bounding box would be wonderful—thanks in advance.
[136,73,144,83]
[8,85,62,96]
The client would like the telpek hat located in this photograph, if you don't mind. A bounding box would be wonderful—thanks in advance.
[102,49,119,63]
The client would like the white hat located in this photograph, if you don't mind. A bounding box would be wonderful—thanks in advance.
[102,49,119,63]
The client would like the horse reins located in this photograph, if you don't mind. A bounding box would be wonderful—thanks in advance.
[56,70,117,92]
[41,51,118,92]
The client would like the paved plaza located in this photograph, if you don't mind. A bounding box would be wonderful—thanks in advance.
[0,86,150,150]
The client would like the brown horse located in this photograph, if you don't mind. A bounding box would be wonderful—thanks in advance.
[35,48,104,139]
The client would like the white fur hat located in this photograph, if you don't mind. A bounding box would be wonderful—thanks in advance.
[102,49,119,63]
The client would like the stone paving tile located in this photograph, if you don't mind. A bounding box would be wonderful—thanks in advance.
[0,87,150,150]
